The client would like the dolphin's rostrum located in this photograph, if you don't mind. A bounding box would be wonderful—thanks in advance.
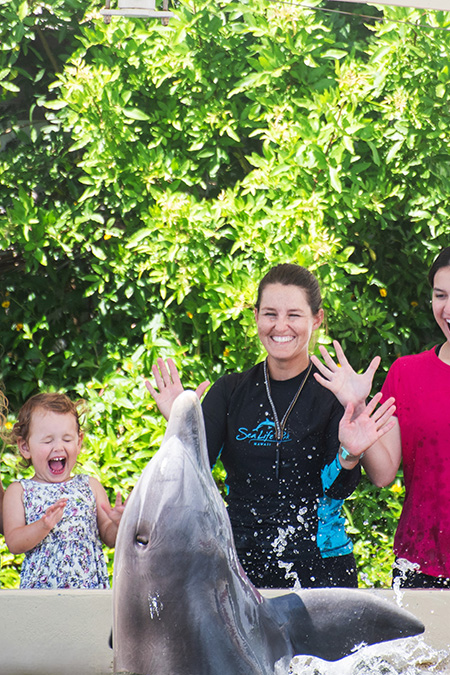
[113,390,424,675]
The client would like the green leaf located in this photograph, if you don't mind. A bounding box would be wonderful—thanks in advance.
[43,99,68,110]
[1,81,20,92]
[385,139,404,164]
[321,49,347,60]
[90,245,107,260]
[17,0,29,20]
[329,165,342,193]
[122,108,151,121]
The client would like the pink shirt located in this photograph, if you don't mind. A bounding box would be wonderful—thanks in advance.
[382,347,450,578]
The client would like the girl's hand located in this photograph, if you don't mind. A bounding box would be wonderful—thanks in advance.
[145,357,209,420]
[338,392,396,464]
[311,340,380,410]
[41,498,68,532]
[102,492,126,527]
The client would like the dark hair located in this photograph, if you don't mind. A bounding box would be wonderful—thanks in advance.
[428,247,450,286]
[255,263,322,315]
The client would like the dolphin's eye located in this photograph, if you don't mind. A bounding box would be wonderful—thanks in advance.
[136,534,149,546]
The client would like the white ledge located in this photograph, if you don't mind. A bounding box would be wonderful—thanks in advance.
[0,588,448,674]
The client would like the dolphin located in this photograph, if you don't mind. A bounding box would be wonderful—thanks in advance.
[113,390,424,675]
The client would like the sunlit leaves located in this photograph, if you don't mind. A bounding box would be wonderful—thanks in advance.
[2,0,450,587]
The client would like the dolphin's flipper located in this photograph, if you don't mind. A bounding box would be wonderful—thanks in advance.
[267,589,424,662]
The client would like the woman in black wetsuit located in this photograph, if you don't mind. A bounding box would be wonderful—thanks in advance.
[147,263,394,588]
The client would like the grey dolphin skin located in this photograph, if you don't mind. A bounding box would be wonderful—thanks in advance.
[113,391,424,675]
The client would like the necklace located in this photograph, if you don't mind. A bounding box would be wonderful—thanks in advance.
[263,358,312,479]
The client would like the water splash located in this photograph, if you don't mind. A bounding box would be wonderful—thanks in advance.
[268,518,450,673]
[147,590,163,619]
[279,636,450,675]
[392,559,421,607]
[271,526,301,587]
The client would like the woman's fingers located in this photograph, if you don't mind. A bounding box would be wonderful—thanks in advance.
[369,395,395,421]
[166,358,182,386]
[195,380,210,399]
[149,358,182,393]
[333,340,350,368]
[366,355,381,376]
[318,345,339,372]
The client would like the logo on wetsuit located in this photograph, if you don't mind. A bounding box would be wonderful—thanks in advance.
[236,419,292,446]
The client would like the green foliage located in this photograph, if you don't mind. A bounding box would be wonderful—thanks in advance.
[346,474,405,588]
[1,0,450,587]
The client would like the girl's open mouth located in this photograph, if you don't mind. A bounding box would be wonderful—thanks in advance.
[48,457,67,474]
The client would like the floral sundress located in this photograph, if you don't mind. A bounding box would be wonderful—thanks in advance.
[20,474,109,589]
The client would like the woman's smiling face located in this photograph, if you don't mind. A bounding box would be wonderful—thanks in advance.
[432,266,450,345]
[255,282,323,377]
[18,408,83,483]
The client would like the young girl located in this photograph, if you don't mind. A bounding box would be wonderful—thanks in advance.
[3,392,124,589]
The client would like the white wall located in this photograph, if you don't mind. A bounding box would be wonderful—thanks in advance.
[0,589,448,675]
[0,590,113,675]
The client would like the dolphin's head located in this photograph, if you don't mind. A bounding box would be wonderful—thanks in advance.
[115,391,236,586]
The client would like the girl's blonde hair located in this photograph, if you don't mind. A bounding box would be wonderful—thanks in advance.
[10,393,87,468]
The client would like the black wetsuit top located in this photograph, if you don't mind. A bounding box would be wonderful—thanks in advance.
[202,361,361,587]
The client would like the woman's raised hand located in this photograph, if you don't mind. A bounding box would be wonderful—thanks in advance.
[338,392,396,462]
[311,340,380,410]
[145,357,209,420]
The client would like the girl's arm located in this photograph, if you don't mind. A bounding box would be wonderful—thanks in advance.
[3,482,67,554]
[360,422,403,487]
[90,477,125,548]
[0,480,4,534]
